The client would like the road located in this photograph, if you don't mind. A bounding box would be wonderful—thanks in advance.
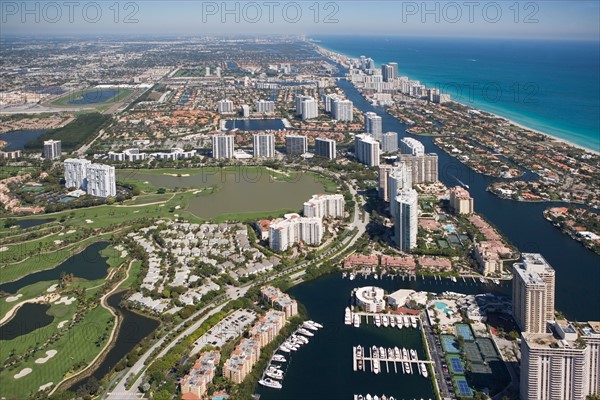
[421,313,454,399]
[104,175,368,399]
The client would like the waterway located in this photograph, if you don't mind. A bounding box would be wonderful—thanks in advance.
[334,77,600,321]
[0,303,53,340]
[257,273,509,399]
[121,169,325,219]
[68,290,159,392]
[0,129,47,151]
[0,241,111,294]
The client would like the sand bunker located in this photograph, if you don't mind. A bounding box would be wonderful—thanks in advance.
[58,232,64,236]
[55,296,76,305]
[39,382,53,391]
[121,250,128,258]
[46,284,58,293]
[66,230,76,234]
[53,240,63,245]
[5,294,23,302]
[35,350,58,364]
[85,219,94,224]
[14,368,32,379]
[0,246,8,252]
[57,320,69,329]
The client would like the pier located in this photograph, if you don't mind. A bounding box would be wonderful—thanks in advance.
[352,345,434,377]
[345,311,422,329]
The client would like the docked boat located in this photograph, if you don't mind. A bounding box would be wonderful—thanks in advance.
[358,395,364,400]
[451,276,457,282]
[410,349,418,361]
[345,307,352,325]
[493,279,500,285]
[396,316,403,329]
[387,348,394,359]
[372,346,379,358]
[374,396,379,400]
[279,344,291,353]
[259,378,282,389]
[390,316,396,327]
[349,273,355,281]
[373,359,380,374]
[272,354,286,363]
[311,321,323,328]
[410,316,418,329]
[379,346,386,359]
[374,273,378,280]
[394,347,400,360]
[402,348,409,360]
[382,315,389,328]
[374,315,381,327]
[404,361,411,374]
[479,277,486,283]
[353,313,361,328]
[298,328,314,337]
[420,362,428,377]
[304,321,319,331]
[356,345,363,357]
[265,367,284,380]
[366,395,372,400]
[403,316,410,328]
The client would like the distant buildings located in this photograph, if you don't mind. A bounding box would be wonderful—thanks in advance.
[449,186,474,214]
[303,194,345,219]
[381,131,398,153]
[269,213,323,252]
[241,104,250,118]
[512,253,556,334]
[256,100,275,114]
[296,95,318,120]
[43,140,61,160]
[399,137,425,155]
[217,99,234,114]
[212,135,235,159]
[253,134,275,158]
[355,134,380,167]
[86,164,116,198]
[364,112,382,140]
[285,134,308,155]
[332,98,353,122]
[152,148,196,161]
[64,158,91,190]
[108,148,147,162]
[0,150,22,160]
[314,137,337,160]
[180,351,220,399]
[261,286,298,318]
[393,188,418,251]
[397,153,438,183]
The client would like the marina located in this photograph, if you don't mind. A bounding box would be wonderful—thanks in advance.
[352,345,433,377]
[345,311,421,330]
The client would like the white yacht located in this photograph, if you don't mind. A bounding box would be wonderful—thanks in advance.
[379,346,386,359]
[410,316,418,329]
[402,348,409,360]
[272,354,286,363]
[387,348,394,359]
[394,347,400,360]
[353,313,361,328]
[372,359,380,374]
[366,395,373,400]
[382,315,389,328]
[259,378,282,389]
[265,367,284,380]
[279,344,291,353]
[410,349,418,361]
[396,316,403,329]
[390,316,396,328]
[304,321,319,331]
[374,315,381,327]
[298,328,314,337]
[420,362,428,378]
[404,361,411,374]
[345,307,352,325]
[403,316,410,328]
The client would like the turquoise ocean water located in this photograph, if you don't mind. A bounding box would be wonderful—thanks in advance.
[313,35,600,151]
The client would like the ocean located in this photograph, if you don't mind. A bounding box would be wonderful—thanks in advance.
[312,35,600,152]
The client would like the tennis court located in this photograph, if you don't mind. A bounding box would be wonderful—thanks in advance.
[476,338,498,360]
[447,354,465,374]
[464,342,483,363]
[454,376,474,397]
[455,324,475,341]
[441,334,461,354]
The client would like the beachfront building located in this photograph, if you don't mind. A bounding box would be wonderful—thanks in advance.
[64,158,91,190]
[314,137,337,160]
[43,140,62,160]
[449,186,474,214]
[393,188,418,251]
[355,134,380,167]
[261,286,298,318]
[253,134,275,159]
[269,213,323,252]
[355,286,386,313]
[285,134,308,155]
[180,351,220,399]
[397,153,438,183]
[512,253,556,334]
[86,163,116,198]
[381,131,398,153]
[303,194,345,219]
[212,134,235,159]
[364,112,382,140]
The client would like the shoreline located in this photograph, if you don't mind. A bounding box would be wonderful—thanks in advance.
[314,42,599,155]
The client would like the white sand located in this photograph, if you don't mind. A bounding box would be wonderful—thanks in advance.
[0,246,8,252]
[66,229,76,234]
[174,205,181,210]
[133,210,140,213]
[55,296,76,305]
[143,181,149,184]
[46,284,58,293]
[173,214,179,217]
[193,190,202,194]
[34,350,58,364]
[120,250,128,258]
[85,219,94,224]
[53,240,63,245]
[57,320,68,329]
[58,232,64,236]
[38,382,53,391]
[14,368,32,379]
[159,204,165,207]
[5,294,23,303]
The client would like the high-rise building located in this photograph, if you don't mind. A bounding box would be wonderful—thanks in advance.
[378,165,394,201]
[285,135,308,155]
[355,134,380,167]
[388,62,398,80]
[43,140,62,160]
[256,100,275,114]
[212,135,235,159]
[399,137,425,155]
[512,253,556,334]
[364,112,382,140]
[253,134,275,158]
[322,94,335,113]
[86,164,116,198]
[301,97,318,120]
[269,214,324,252]
[397,153,438,183]
[303,194,345,219]
[241,104,250,117]
[332,99,353,122]
[388,164,413,217]
[381,132,398,153]
[314,138,337,160]
[63,158,91,189]
[449,186,474,214]
[381,64,394,82]
[296,95,309,116]
[393,188,418,251]
[217,99,234,114]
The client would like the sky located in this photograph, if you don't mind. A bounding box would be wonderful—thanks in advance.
[1,0,599,40]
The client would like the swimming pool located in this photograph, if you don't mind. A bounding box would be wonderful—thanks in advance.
[444,225,456,233]
[434,301,449,311]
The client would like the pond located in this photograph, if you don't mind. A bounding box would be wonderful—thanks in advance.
[0,303,53,340]
[68,88,120,105]
[0,129,47,151]
[0,241,111,294]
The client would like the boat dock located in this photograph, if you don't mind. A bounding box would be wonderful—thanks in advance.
[352,346,433,376]
[346,311,422,329]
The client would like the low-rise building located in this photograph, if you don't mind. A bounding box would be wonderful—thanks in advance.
[355,286,386,313]
[303,193,345,219]
[261,286,298,318]
[180,351,220,399]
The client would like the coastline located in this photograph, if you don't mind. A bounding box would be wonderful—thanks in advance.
[314,42,599,155]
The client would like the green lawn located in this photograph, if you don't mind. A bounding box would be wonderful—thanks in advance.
[122,193,173,205]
